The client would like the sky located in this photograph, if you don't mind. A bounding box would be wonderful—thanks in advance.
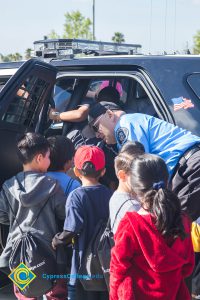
[0,0,200,56]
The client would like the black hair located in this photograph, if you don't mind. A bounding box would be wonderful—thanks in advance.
[96,86,120,105]
[78,162,103,179]
[120,141,145,155]
[130,154,186,239]
[17,132,49,164]
[115,141,145,174]
[47,135,75,171]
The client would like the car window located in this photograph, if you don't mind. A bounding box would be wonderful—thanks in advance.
[49,74,159,138]
[0,77,10,91]
[186,73,200,99]
[53,77,77,112]
[2,75,48,126]
[87,78,130,105]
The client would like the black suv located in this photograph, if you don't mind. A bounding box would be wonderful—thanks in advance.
[0,55,200,183]
[0,52,200,285]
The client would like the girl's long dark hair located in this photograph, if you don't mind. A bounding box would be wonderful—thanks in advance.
[130,154,186,239]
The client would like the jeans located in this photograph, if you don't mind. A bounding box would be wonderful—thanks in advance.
[67,284,76,300]
[67,281,109,300]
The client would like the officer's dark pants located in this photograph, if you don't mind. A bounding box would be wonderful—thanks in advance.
[171,150,200,221]
[171,149,200,296]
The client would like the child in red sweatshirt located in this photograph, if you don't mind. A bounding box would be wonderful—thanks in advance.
[110,153,194,300]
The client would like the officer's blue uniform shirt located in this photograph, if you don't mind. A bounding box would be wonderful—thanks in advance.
[115,113,200,178]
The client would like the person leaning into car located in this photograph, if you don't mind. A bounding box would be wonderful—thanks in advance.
[89,101,200,221]
[88,101,200,297]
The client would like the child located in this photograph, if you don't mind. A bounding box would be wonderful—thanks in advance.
[52,145,113,300]
[109,141,144,233]
[191,217,200,299]
[0,132,67,300]
[110,153,194,300]
[47,135,81,281]
[47,135,80,195]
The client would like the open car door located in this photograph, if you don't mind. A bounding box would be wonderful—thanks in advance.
[0,58,57,185]
[0,59,57,265]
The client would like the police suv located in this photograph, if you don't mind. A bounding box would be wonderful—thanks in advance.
[0,39,200,285]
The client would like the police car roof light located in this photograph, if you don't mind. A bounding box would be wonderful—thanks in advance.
[33,38,142,60]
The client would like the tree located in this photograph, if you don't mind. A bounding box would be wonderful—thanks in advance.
[12,53,23,61]
[63,10,92,39]
[25,48,32,60]
[0,53,22,62]
[48,30,60,39]
[0,54,11,62]
[112,32,125,43]
[193,30,200,54]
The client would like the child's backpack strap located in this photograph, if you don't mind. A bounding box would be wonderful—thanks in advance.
[111,198,133,231]
[6,189,50,234]
[78,189,108,291]
[5,177,57,297]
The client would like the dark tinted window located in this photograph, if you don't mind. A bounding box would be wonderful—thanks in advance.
[187,73,200,99]
[53,78,77,112]
[0,77,10,91]
[2,75,47,126]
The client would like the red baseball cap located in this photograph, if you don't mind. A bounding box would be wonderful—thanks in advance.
[74,145,105,171]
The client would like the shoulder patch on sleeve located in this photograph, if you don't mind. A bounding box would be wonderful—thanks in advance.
[116,127,129,145]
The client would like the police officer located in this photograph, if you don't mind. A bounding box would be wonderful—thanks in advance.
[50,88,121,190]
[88,101,200,221]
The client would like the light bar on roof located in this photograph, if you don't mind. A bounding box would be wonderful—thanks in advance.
[33,38,142,59]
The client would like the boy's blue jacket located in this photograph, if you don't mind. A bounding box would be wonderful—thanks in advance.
[0,171,67,270]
